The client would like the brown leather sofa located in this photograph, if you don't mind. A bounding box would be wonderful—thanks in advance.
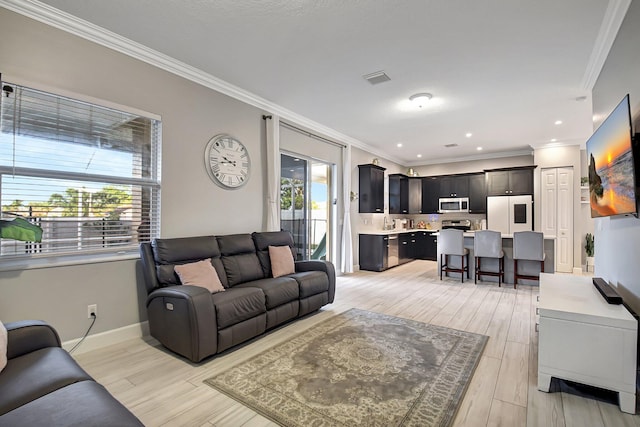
[0,320,142,427]
[139,231,336,362]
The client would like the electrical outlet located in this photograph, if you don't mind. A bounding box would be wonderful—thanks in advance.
[87,304,97,319]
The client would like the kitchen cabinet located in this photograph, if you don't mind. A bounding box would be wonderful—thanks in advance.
[468,173,487,213]
[358,164,386,213]
[408,178,422,214]
[358,234,389,271]
[416,231,437,261]
[439,175,469,198]
[399,233,412,264]
[421,176,440,214]
[388,174,408,214]
[486,167,534,196]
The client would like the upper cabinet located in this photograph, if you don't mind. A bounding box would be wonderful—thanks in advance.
[468,173,487,213]
[485,166,535,196]
[388,174,408,214]
[439,175,469,198]
[421,176,440,214]
[358,164,386,213]
[408,178,422,214]
[389,175,423,214]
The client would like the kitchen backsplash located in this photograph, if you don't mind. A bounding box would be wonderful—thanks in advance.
[358,212,487,232]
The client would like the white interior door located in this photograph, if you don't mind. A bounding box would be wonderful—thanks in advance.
[556,168,573,273]
[541,167,573,273]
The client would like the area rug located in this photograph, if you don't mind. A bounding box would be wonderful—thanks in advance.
[204,308,487,427]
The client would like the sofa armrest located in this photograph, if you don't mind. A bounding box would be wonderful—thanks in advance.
[295,260,336,303]
[146,285,218,362]
[5,320,61,360]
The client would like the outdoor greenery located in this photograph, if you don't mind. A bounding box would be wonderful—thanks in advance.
[2,186,132,220]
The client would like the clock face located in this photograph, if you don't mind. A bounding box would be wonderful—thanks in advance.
[204,134,250,189]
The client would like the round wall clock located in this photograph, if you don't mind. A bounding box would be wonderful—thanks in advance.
[204,134,251,189]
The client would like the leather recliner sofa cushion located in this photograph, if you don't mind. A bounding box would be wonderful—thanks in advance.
[211,287,266,329]
[0,347,92,416]
[235,276,300,309]
[218,234,265,286]
[291,271,330,298]
[0,381,142,427]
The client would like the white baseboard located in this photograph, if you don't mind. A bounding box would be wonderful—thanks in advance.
[62,321,149,355]
[573,267,584,275]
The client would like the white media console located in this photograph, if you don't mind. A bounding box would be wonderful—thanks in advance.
[537,273,637,414]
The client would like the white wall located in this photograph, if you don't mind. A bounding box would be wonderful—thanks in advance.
[591,0,640,314]
[0,9,266,340]
[414,155,534,176]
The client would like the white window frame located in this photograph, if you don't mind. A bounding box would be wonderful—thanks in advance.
[0,78,161,271]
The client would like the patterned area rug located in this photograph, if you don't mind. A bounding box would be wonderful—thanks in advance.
[204,308,487,427]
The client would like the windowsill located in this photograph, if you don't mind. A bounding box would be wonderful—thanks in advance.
[0,251,140,272]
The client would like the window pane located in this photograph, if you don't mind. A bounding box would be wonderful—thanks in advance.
[0,82,161,260]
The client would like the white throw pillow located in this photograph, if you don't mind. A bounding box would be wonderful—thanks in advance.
[0,320,7,373]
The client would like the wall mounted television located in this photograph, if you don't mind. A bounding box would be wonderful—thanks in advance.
[586,94,637,218]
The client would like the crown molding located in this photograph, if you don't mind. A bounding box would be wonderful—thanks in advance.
[0,0,406,166]
[581,0,632,91]
[405,148,535,167]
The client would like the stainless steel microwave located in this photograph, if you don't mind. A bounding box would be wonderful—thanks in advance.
[438,197,469,213]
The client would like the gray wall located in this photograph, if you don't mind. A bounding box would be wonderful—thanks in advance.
[0,9,267,340]
[591,0,640,314]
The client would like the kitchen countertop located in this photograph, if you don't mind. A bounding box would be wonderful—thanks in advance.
[361,229,556,239]
[360,229,438,235]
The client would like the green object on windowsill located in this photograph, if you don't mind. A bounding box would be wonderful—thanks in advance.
[0,217,43,242]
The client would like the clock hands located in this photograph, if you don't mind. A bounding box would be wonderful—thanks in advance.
[221,156,237,166]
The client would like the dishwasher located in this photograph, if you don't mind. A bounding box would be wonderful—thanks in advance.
[387,235,399,267]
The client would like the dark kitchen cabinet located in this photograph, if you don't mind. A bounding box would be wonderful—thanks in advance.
[468,173,487,213]
[439,175,469,198]
[486,167,534,196]
[388,174,408,214]
[359,234,388,271]
[408,178,422,214]
[358,164,386,213]
[414,231,437,261]
[421,176,440,214]
[399,233,414,264]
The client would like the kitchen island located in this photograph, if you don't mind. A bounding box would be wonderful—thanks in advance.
[433,231,556,285]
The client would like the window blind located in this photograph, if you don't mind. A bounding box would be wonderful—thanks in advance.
[0,81,161,259]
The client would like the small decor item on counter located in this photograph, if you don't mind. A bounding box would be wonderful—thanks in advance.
[416,220,427,229]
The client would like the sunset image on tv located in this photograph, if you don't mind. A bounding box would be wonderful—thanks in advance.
[587,95,636,218]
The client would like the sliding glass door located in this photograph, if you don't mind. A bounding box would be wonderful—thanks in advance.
[280,153,332,261]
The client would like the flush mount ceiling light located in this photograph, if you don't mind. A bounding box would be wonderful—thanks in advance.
[555,120,563,125]
[465,132,473,138]
[409,93,433,108]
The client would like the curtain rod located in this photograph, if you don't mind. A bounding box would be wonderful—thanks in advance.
[279,120,346,149]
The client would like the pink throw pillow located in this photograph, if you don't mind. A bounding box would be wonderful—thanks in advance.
[0,321,7,373]
[269,245,295,278]
[174,259,225,294]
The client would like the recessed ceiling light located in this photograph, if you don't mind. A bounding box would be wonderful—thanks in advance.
[554,120,563,125]
[466,133,473,138]
[417,154,423,158]
[551,138,557,142]
[409,93,433,108]
[397,143,403,148]
[477,147,483,151]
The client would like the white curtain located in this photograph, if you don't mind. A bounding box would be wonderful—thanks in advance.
[341,144,354,273]
[265,115,281,231]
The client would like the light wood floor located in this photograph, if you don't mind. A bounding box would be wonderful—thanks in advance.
[74,261,640,427]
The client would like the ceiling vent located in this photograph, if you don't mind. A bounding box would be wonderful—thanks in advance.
[363,71,391,85]
[444,143,459,148]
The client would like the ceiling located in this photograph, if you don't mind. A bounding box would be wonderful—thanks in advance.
[25,0,627,165]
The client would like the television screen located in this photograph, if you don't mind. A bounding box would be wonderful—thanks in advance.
[587,94,636,218]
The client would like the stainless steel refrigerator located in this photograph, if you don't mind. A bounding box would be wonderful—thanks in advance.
[486,195,533,234]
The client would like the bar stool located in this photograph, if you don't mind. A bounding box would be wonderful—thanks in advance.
[473,230,504,286]
[513,231,545,289]
[439,229,469,283]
